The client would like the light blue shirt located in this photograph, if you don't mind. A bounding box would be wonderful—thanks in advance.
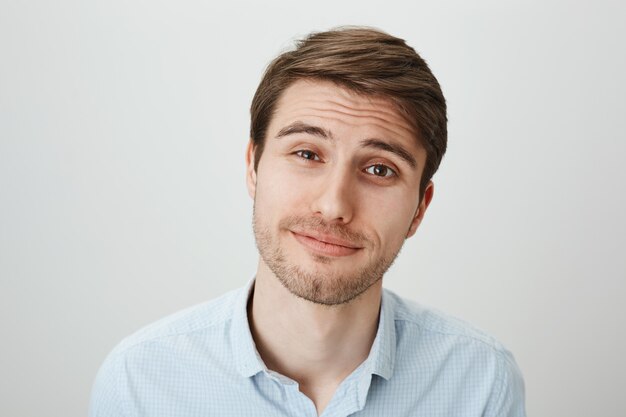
[89,279,526,416]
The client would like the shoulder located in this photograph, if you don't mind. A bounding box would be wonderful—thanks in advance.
[383,288,526,416]
[384,288,509,354]
[89,286,246,416]
[108,285,242,358]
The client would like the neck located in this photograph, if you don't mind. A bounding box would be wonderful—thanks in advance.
[248,259,382,409]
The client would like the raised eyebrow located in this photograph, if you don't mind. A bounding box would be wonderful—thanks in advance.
[360,138,417,169]
[275,121,335,141]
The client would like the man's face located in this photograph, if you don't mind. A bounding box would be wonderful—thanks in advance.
[246,79,433,306]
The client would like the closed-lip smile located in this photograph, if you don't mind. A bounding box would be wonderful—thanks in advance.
[290,230,363,257]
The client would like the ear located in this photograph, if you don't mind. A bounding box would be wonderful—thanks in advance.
[406,181,434,239]
[245,140,257,199]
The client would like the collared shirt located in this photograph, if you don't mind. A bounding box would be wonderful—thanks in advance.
[89,279,526,417]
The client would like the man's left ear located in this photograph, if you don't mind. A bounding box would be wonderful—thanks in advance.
[406,181,434,239]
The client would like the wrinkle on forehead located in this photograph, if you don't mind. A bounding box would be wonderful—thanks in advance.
[272,80,419,147]
[287,104,416,142]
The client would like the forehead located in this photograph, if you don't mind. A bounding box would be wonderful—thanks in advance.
[268,79,419,149]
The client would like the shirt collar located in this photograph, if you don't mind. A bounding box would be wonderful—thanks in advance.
[231,278,266,378]
[231,278,397,381]
[365,288,397,381]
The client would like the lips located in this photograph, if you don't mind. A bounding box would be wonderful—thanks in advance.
[290,230,362,257]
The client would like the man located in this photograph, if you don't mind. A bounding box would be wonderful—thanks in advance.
[90,27,526,417]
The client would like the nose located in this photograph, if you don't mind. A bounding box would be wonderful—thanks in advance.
[309,165,356,224]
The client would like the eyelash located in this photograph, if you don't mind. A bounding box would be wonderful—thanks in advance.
[293,149,397,179]
[294,149,321,162]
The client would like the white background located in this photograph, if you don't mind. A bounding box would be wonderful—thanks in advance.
[1,1,625,416]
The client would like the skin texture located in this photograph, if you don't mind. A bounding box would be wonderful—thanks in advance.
[245,79,434,414]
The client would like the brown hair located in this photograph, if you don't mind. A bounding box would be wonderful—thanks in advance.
[249,26,447,199]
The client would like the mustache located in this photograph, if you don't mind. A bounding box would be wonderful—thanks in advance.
[279,216,370,247]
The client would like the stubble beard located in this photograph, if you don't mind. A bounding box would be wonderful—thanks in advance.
[252,205,404,306]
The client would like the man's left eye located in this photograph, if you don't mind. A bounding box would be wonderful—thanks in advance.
[365,164,396,178]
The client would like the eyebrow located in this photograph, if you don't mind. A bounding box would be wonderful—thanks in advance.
[275,121,417,169]
[276,121,334,140]
[359,138,417,169]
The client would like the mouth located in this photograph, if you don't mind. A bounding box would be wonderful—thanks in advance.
[290,230,362,257]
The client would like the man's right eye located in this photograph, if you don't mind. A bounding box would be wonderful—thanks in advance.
[294,150,321,161]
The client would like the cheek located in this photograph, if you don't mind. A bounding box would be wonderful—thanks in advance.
[364,193,416,246]
[255,165,310,217]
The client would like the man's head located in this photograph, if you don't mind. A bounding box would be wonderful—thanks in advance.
[250,27,447,200]
[246,27,447,306]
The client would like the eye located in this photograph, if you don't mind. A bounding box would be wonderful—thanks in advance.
[294,149,321,161]
[364,164,396,178]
